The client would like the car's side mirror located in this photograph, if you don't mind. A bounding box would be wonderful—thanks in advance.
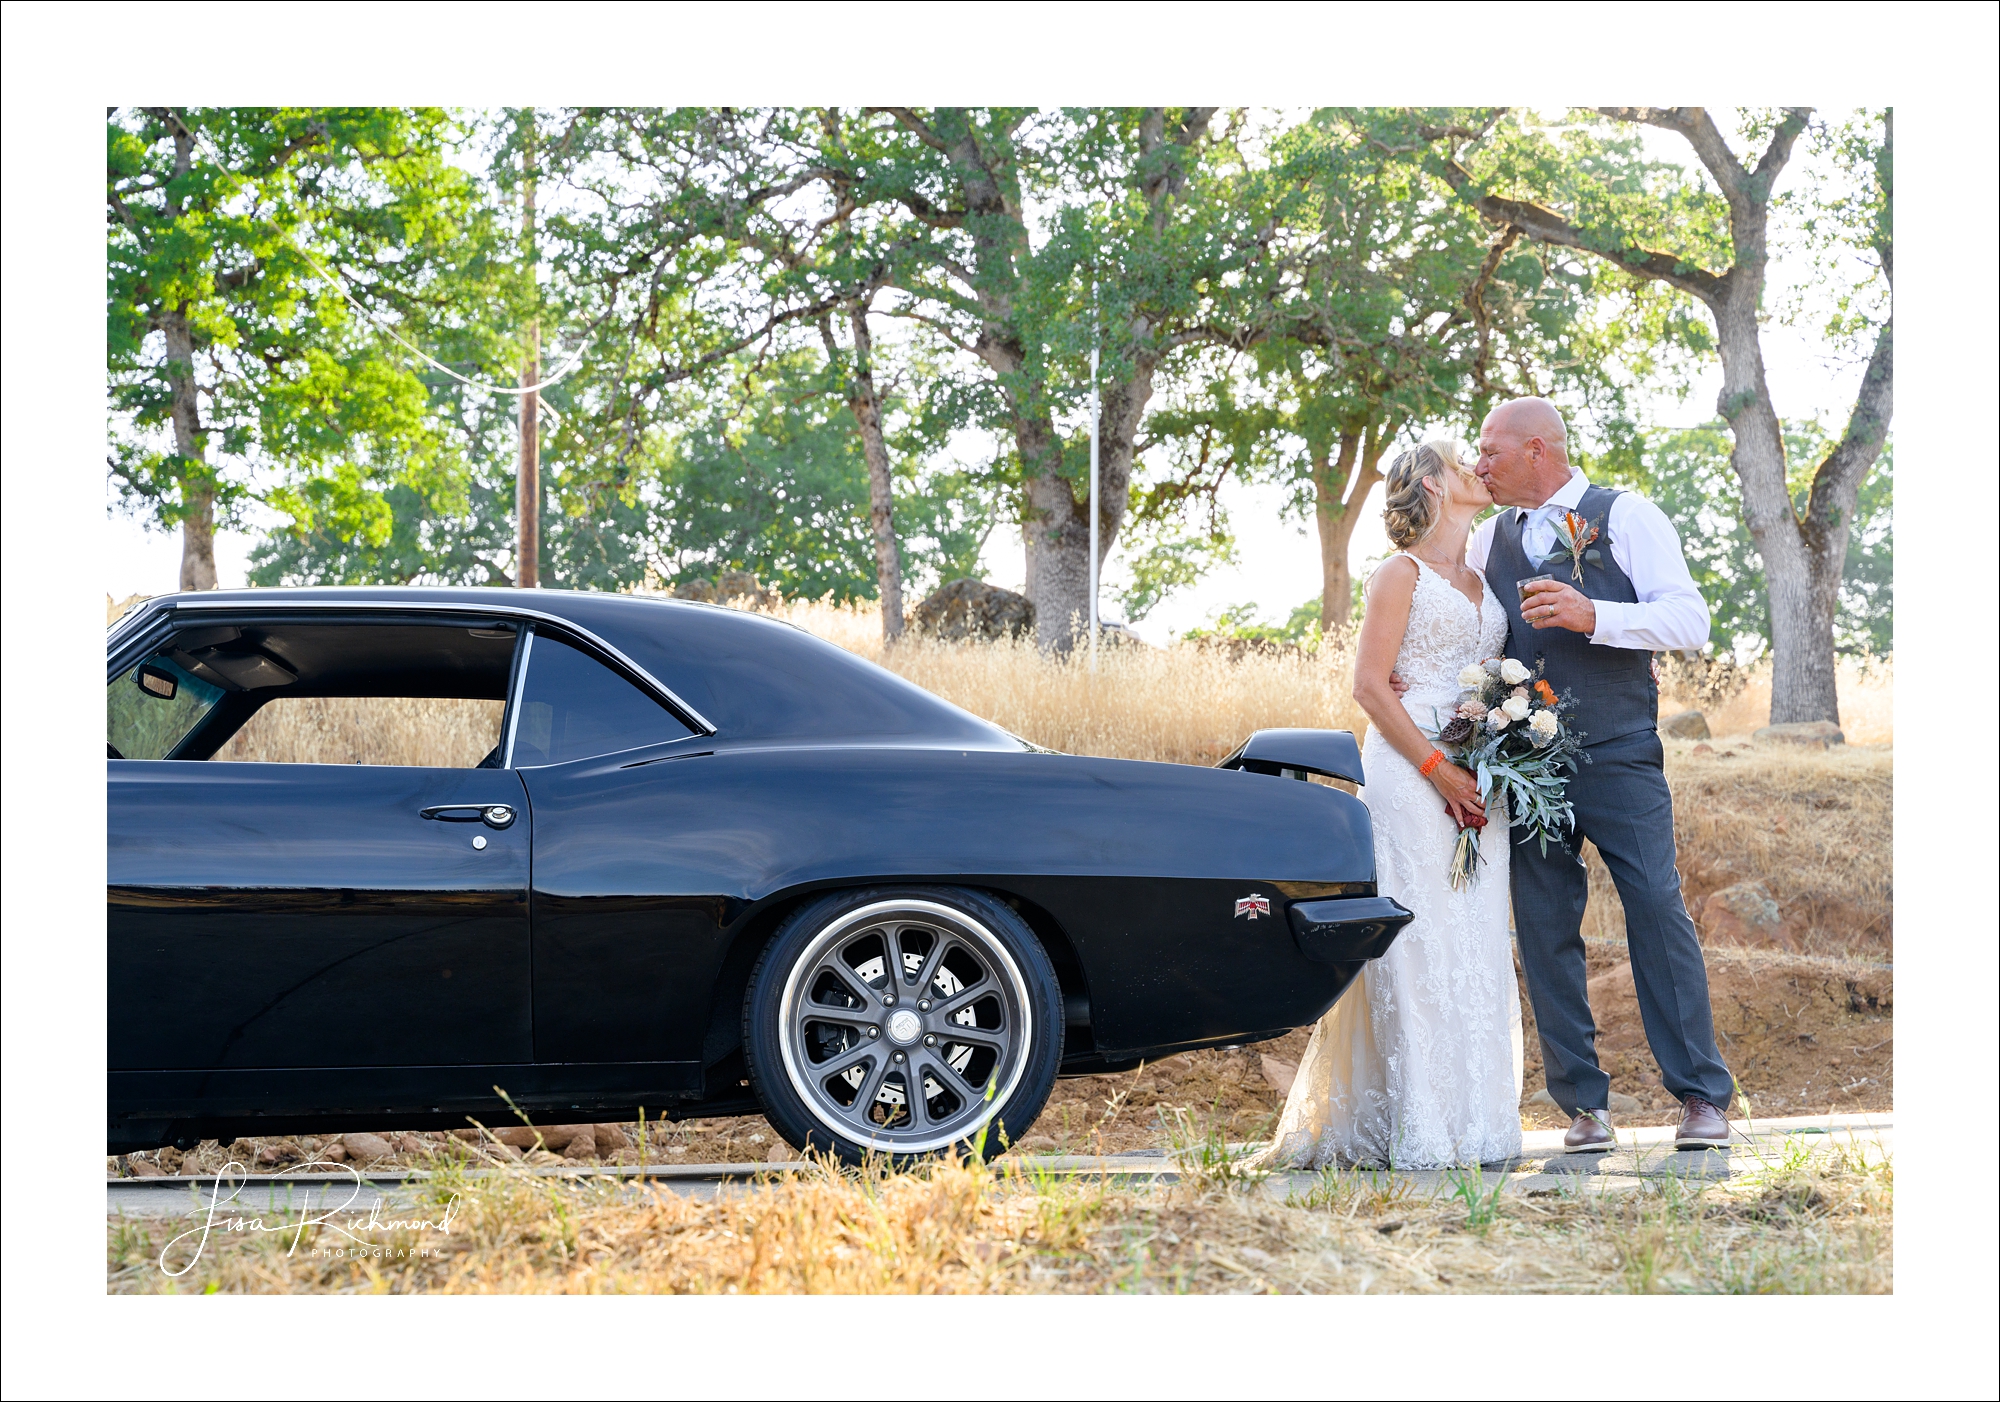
[135,664,178,701]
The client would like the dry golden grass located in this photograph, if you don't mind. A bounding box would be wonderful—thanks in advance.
[763,595,1363,765]
[212,696,503,768]
[1672,656,1892,744]
[108,1131,1892,1295]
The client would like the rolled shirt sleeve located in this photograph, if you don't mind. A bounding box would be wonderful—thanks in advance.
[1589,492,1711,653]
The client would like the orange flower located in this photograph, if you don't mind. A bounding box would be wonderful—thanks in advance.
[1535,679,1558,706]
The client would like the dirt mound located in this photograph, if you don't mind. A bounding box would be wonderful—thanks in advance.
[1517,942,1892,1130]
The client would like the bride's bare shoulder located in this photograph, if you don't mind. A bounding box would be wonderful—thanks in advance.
[1365,553,1420,599]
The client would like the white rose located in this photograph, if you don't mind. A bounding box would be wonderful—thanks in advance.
[1500,658,1531,685]
[1458,663,1489,689]
[1483,657,1505,677]
[1486,709,1511,731]
[1502,693,1531,722]
[1528,709,1561,745]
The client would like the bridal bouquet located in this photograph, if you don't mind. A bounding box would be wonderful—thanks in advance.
[1428,655,1588,888]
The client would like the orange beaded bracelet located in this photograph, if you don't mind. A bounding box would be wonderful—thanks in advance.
[1419,748,1446,777]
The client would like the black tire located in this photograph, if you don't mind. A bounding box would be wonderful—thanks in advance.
[743,885,1063,1165]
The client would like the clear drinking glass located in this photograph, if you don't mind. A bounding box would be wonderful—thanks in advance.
[1517,572,1555,605]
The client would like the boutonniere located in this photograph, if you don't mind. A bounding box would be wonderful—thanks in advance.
[1543,511,1603,584]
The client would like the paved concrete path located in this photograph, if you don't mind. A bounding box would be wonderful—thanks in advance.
[1256,1112,1893,1202]
[107,1112,1890,1220]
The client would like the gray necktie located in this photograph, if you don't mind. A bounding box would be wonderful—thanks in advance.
[1522,505,1561,564]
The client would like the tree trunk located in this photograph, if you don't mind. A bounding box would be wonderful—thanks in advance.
[1020,359,1150,653]
[845,304,905,640]
[162,308,216,591]
[1019,411,1088,652]
[1311,421,1394,637]
[515,114,541,589]
[178,484,217,592]
[1710,284,1842,723]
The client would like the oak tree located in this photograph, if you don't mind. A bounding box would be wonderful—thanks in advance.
[1422,108,1891,722]
[107,107,503,590]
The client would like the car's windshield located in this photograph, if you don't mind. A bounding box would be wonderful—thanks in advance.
[108,654,224,760]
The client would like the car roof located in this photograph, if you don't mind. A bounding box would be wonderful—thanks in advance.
[115,587,1021,749]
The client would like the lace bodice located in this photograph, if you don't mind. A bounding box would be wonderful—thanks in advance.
[1387,553,1511,718]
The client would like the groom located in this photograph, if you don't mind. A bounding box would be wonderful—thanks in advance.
[1468,397,1734,1153]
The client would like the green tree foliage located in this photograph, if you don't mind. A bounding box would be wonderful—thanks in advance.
[536,107,1291,647]
[1182,597,1324,646]
[651,356,992,601]
[169,106,1886,668]
[107,107,515,588]
[1125,110,1700,630]
[253,345,993,602]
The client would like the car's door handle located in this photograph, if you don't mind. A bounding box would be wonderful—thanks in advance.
[421,804,517,829]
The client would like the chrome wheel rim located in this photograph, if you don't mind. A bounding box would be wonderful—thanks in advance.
[776,899,1033,1154]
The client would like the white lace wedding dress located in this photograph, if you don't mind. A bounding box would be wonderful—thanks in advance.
[1263,554,1524,1169]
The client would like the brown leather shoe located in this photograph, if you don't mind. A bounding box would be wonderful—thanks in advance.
[1563,1110,1614,1153]
[1675,1096,1730,1150]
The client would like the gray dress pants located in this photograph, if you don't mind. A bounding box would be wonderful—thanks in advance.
[1510,728,1735,1115]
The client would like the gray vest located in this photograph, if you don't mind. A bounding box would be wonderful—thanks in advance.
[1485,484,1658,748]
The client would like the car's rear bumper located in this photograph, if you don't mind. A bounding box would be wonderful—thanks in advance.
[1287,894,1413,964]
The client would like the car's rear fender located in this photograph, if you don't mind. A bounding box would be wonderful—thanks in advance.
[522,743,1381,1075]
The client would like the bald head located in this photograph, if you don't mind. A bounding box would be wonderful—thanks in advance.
[1476,397,1574,509]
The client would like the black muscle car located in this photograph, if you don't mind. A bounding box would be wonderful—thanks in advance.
[107,588,1409,1160]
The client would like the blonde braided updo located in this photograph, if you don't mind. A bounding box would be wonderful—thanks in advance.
[1381,439,1471,549]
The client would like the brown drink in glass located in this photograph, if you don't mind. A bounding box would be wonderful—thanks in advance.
[1517,572,1555,605]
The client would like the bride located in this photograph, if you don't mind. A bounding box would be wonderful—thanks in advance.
[1261,439,1524,1170]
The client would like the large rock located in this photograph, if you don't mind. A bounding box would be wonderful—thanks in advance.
[1260,1055,1298,1097]
[341,1132,395,1162]
[1699,880,1793,950]
[1660,709,1710,740]
[492,1123,600,1152]
[594,1123,632,1154]
[910,579,1035,642]
[1753,720,1844,748]
[671,570,775,609]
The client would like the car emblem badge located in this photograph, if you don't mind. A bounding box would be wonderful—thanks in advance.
[1234,894,1271,920]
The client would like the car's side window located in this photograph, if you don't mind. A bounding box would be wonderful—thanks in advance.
[120,620,518,767]
[107,655,224,760]
[215,696,506,768]
[511,632,695,766]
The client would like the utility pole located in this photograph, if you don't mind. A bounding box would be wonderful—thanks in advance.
[1087,284,1101,672]
[515,111,540,589]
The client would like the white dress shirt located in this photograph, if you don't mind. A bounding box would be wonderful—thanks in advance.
[1466,469,1711,653]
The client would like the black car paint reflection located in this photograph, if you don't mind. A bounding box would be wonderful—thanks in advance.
[107,588,1403,1152]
